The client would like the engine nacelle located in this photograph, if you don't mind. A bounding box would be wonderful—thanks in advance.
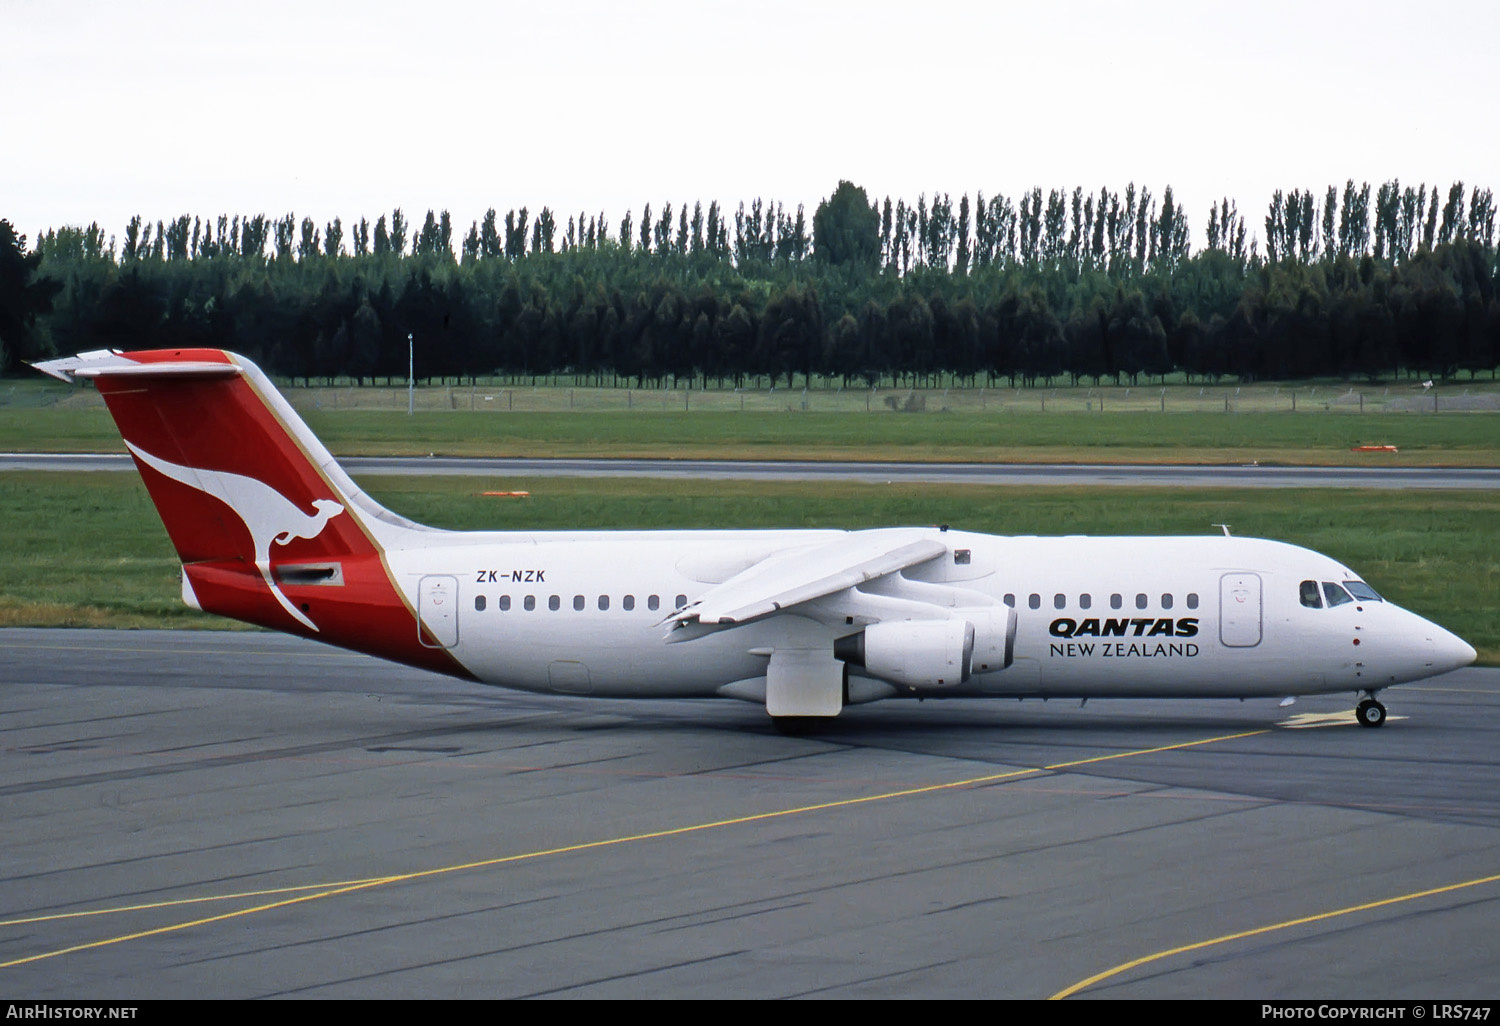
[961,605,1016,674]
[853,619,975,688]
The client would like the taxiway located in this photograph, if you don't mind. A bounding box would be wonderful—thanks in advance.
[4,453,1498,489]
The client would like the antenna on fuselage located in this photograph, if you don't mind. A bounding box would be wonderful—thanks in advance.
[1212,524,1232,537]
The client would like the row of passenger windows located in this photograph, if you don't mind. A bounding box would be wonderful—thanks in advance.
[474,584,1378,614]
[1300,580,1383,609]
[1004,592,1200,611]
[473,593,689,613]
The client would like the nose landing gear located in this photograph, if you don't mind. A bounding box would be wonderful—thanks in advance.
[1356,694,1387,728]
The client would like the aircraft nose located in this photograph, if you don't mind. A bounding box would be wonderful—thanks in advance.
[1381,611,1475,684]
[1431,628,1477,675]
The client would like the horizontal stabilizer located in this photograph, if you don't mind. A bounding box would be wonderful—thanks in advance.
[32,350,242,382]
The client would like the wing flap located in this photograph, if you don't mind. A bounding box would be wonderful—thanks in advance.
[677,531,947,626]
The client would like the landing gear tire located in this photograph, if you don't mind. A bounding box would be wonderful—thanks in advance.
[1356,698,1387,728]
[772,716,820,736]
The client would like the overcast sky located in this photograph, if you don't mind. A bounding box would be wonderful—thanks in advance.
[5,0,1497,250]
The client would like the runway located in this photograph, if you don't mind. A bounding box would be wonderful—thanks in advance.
[4,452,1498,488]
[3,628,1498,999]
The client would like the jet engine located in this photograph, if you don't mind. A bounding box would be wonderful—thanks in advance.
[834,606,1015,688]
[836,619,974,688]
[962,606,1016,674]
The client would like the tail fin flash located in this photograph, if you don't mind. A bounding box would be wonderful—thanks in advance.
[121,439,345,630]
[35,349,471,678]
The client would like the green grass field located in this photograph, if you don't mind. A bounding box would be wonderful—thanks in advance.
[5,402,1500,466]
[2,472,1495,664]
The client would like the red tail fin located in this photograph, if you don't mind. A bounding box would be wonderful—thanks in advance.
[35,349,472,678]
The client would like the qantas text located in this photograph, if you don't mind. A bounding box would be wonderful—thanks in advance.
[1049,617,1200,659]
[1049,617,1198,638]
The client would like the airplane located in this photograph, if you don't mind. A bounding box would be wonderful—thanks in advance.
[34,348,1476,731]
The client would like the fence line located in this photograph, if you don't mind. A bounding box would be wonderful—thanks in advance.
[7,381,1499,415]
[279,383,1500,415]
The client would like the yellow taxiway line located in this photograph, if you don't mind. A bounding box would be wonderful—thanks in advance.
[1051,872,1500,999]
[2,728,1267,971]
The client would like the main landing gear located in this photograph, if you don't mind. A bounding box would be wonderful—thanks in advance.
[1356,694,1387,728]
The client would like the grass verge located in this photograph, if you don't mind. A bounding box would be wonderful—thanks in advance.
[4,406,1500,466]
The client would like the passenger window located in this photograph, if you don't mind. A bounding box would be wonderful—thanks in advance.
[1186,593,1198,609]
[1079,594,1091,610]
[1161,594,1173,610]
[1135,593,1148,610]
[675,594,687,609]
[1110,594,1122,610]
[474,595,486,611]
[573,595,585,611]
[953,549,971,565]
[1322,582,1354,607]
[648,595,660,611]
[623,595,635,611]
[1054,593,1066,610]
[1004,594,1016,607]
[523,595,536,611]
[598,595,609,611]
[1300,581,1322,608]
[1028,594,1041,610]
[499,595,511,611]
[548,595,561,611]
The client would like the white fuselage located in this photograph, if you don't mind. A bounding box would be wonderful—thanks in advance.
[383,528,1473,703]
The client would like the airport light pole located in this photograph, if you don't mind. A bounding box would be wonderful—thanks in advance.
[407,332,414,416]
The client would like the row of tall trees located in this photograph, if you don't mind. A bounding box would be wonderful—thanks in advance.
[40,184,1199,276]
[4,181,1498,385]
[58,180,1490,275]
[1263,181,1496,264]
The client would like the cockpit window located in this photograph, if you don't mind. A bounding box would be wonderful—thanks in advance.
[1299,580,1322,608]
[1322,582,1354,607]
[1344,580,1383,602]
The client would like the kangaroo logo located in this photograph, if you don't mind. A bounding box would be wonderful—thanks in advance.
[125,442,344,631]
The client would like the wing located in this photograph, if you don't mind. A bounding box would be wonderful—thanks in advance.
[671,530,949,627]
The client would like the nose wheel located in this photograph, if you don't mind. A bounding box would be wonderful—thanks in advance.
[1356,697,1387,728]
